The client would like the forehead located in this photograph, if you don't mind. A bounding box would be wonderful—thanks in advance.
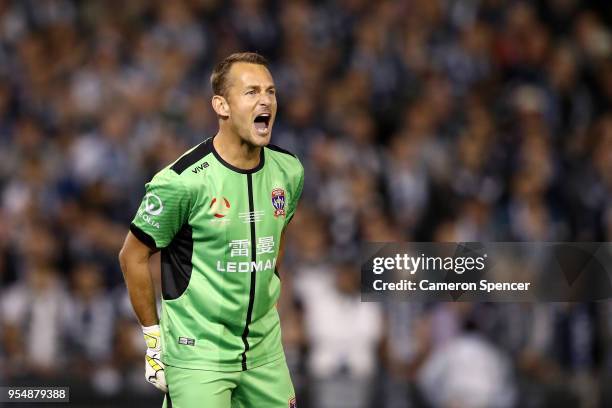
[227,62,274,90]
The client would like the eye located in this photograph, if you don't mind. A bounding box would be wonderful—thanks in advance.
[246,90,256,95]
[268,89,276,96]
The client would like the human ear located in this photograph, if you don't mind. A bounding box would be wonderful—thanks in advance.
[212,95,230,117]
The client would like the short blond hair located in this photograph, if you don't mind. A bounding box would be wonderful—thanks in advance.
[210,52,269,97]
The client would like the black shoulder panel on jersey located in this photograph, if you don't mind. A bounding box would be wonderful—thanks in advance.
[265,143,296,158]
[171,138,214,175]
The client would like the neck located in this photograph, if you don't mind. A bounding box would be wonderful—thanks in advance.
[213,129,261,171]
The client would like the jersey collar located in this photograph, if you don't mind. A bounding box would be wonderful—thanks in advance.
[210,137,265,174]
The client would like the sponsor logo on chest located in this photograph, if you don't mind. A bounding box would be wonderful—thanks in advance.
[191,162,209,174]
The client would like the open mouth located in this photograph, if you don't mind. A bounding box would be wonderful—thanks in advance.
[253,113,271,135]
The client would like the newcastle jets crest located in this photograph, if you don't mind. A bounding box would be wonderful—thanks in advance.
[271,188,286,217]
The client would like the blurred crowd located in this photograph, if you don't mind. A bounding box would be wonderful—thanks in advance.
[0,0,611,407]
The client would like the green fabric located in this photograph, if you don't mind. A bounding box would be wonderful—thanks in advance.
[161,357,296,408]
[131,137,304,371]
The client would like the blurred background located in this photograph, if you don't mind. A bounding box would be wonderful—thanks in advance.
[0,0,611,407]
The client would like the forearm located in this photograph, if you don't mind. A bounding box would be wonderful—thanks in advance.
[119,249,159,326]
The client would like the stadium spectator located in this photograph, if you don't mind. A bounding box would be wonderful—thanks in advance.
[295,260,384,408]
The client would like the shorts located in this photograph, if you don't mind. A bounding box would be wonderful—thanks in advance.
[162,357,296,408]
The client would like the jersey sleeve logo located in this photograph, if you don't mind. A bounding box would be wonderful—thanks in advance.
[144,193,164,216]
[271,188,286,217]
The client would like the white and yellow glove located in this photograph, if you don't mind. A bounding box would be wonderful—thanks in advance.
[143,324,167,392]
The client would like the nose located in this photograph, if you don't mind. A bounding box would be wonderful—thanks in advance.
[259,91,273,107]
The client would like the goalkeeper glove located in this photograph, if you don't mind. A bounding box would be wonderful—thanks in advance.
[143,324,167,392]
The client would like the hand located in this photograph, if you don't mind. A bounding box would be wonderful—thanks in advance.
[143,325,168,393]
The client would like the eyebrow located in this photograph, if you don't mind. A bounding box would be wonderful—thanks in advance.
[244,85,276,90]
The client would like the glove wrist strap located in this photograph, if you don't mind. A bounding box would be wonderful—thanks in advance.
[142,324,161,350]
[142,324,160,335]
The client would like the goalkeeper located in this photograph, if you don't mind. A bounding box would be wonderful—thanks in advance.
[119,52,303,407]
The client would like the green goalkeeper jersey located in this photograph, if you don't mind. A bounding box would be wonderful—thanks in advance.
[130,137,304,372]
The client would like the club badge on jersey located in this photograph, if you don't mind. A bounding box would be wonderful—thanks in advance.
[272,188,286,217]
